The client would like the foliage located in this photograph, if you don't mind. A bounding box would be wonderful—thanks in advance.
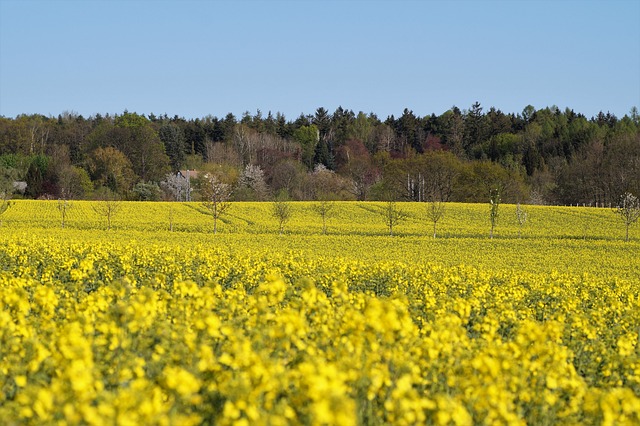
[58,165,93,199]
[292,124,319,169]
[132,181,162,201]
[87,147,136,194]
[0,106,638,204]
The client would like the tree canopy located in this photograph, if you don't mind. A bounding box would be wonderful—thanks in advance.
[0,104,637,204]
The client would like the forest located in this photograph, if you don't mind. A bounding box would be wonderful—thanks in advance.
[0,103,638,205]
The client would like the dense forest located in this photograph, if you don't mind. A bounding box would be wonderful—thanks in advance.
[0,103,638,205]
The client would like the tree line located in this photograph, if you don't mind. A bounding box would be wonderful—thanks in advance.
[0,103,638,205]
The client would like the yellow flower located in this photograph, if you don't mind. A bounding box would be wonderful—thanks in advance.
[164,366,201,397]
[14,375,27,387]
[33,388,54,420]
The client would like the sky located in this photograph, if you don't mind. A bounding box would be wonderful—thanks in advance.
[0,0,639,121]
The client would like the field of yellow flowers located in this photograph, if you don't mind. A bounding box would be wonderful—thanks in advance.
[0,200,639,425]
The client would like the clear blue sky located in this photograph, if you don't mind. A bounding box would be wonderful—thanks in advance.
[1,0,638,120]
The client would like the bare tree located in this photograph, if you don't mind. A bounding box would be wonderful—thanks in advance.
[57,199,71,228]
[205,140,242,167]
[168,205,175,232]
[311,193,335,235]
[0,169,15,226]
[515,203,529,238]
[0,192,12,227]
[92,189,122,230]
[379,200,408,236]
[489,188,501,239]
[29,116,50,154]
[614,192,640,242]
[425,196,445,238]
[271,191,292,235]
[200,173,232,234]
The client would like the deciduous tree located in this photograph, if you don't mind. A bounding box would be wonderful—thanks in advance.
[379,200,408,236]
[92,188,122,230]
[614,192,640,242]
[271,191,292,235]
[237,164,269,201]
[425,191,445,238]
[161,173,189,201]
[87,147,136,194]
[489,188,501,239]
[515,203,529,238]
[0,183,12,226]
[293,125,319,170]
[200,173,232,234]
[311,194,335,235]
[57,199,71,228]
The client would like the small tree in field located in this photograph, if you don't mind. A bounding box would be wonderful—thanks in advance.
[515,203,528,238]
[57,199,71,228]
[201,173,232,234]
[380,200,408,236]
[168,205,175,232]
[272,191,292,235]
[0,191,12,226]
[92,188,122,230]
[311,192,335,235]
[425,196,445,238]
[0,169,15,226]
[489,188,501,239]
[614,192,640,242]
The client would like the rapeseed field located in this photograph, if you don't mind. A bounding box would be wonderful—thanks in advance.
[0,201,638,425]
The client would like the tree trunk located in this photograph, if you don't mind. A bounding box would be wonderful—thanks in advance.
[626,224,629,242]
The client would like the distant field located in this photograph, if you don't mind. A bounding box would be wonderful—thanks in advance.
[1,201,639,424]
[1,200,631,240]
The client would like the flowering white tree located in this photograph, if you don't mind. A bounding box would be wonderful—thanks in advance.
[160,173,189,201]
[238,164,269,200]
